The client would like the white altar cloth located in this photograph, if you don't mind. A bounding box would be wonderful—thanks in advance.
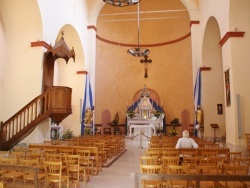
[127,119,163,134]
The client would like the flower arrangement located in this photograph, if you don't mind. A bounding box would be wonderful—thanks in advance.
[84,128,92,135]
[170,118,180,124]
[169,129,178,136]
[153,110,162,118]
[127,110,135,119]
[61,129,74,140]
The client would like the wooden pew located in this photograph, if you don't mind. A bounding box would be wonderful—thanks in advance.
[245,134,250,156]
[0,165,38,188]
[29,144,101,175]
[147,147,230,162]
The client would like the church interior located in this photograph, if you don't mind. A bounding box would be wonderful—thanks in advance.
[0,0,250,187]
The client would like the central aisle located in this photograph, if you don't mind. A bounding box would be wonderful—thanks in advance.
[85,140,146,188]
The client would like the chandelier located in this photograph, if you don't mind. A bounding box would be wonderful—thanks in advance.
[127,2,150,57]
[103,0,140,7]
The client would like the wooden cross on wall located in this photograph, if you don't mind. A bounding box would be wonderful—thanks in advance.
[140,55,152,78]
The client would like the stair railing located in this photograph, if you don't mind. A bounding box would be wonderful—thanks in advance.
[0,86,71,149]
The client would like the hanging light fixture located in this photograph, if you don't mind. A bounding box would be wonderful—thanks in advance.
[103,0,140,7]
[127,2,150,57]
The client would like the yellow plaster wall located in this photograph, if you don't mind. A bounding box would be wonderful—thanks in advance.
[95,0,194,125]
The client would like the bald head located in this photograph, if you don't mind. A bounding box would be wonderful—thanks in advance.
[182,130,189,138]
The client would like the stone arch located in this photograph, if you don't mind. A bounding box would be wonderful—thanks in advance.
[53,24,85,134]
[202,16,225,138]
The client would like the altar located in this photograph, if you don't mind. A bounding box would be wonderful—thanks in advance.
[128,119,163,137]
[126,86,165,147]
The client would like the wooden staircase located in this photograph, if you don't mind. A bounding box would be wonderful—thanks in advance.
[0,86,72,151]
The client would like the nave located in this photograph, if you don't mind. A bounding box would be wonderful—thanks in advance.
[2,139,145,188]
[84,136,250,188]
[84,146,144,188]
[2,135,250,188]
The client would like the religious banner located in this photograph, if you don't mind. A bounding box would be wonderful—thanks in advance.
[225,69,231,106]
[81,74,94,135]
[193,68,201,136]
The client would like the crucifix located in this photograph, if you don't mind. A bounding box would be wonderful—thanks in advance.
[140,55,152,78]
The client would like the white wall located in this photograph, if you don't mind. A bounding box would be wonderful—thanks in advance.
[202,17,225,139]
[0,17,5,120]
[0,0,90,143]
[1,0,250,148]
[197,0,250,147]
[54,25,85,136]
[229,0,250,146]
[0,0,43,120]
[37,0,91,137]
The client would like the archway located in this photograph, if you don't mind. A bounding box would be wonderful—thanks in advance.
[53,25,85,135]
[95,0,193,126]
[202,16,225,140]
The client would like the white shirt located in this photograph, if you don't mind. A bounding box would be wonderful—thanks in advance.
[175,137,199,149]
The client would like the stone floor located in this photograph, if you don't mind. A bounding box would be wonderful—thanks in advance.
[83,135,148,188]
[84,147,145,188]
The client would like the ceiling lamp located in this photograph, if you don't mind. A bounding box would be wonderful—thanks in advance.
[127,2,150,57]
[103,0,140,7]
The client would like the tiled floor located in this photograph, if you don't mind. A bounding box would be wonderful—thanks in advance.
[84,146,145,188]
[84,136,148,188]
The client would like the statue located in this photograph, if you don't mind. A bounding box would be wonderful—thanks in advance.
[195,105,204,127]
[84,108,93,125]
[111,112,119,125]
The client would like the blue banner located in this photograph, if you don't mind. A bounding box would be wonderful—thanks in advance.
[194,68,201,136]
[81,74,94,135]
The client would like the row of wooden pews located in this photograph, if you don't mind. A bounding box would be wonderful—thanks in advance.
[0,135,125,187]
[138,135,250,187]
[149,135,220,148]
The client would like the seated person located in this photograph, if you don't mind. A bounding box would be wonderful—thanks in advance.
[175,130,198,163]
[175,130,199,149]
